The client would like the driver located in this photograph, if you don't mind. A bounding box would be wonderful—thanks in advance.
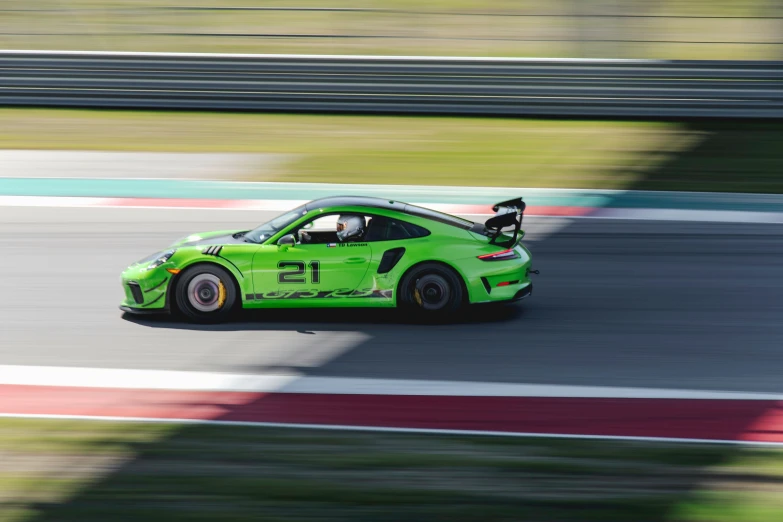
[336,215,366,242]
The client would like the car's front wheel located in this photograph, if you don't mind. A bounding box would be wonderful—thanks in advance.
[398,263,464,321]
[175,264,237,322]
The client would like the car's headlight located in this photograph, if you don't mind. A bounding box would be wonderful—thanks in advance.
[141,249,176,271]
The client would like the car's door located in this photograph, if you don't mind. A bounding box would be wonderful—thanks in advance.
[251,214,372,301]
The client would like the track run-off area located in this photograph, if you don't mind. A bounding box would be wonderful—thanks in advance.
[1,183,782,444]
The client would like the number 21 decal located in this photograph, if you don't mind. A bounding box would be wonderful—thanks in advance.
[278,260,320,284]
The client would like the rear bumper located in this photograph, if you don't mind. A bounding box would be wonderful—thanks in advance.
[473,265,532,301]
[509,282,533,301]
[466,243,532,304]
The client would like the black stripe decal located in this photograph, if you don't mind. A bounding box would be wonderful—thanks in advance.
[202,245,227,258]
[141,293,165,307]
[253,289,392,300]
[144,278,169,293]
[197,246,245,278]
[245,293,254,301]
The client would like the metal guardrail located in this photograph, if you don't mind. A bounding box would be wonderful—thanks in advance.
[0,51,781,118]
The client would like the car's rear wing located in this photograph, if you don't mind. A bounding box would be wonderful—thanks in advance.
[485,197,525,246]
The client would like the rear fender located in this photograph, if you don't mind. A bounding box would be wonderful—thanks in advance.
[394,260,470,307]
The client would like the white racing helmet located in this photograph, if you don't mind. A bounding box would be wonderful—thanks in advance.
[336,215,365,241]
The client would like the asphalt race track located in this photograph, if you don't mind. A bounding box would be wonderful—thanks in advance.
[1,206,782,393]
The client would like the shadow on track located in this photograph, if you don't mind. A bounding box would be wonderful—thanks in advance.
[120,303,530,376]
[120,302,526,331]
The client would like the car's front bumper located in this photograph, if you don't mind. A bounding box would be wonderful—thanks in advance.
[119,305,168,315]
[120,266,172,313]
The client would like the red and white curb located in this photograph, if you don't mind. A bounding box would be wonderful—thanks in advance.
[3,195,783,223]
[0,195,591,217]
[1,366,782,445]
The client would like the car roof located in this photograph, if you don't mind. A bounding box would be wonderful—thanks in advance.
[305,196,473,230]
[305,196,402,212]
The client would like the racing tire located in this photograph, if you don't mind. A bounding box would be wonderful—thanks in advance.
[398,263,464,322]
[175,264,237,323]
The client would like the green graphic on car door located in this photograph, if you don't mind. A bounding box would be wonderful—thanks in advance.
[251,242,373,299]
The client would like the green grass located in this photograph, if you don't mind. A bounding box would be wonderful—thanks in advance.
[3,108,783,193]
[1,0,780,59]
[1,418,783,522]
[673,490,783,522]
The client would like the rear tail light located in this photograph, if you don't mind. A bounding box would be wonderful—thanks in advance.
[478,248,519,261]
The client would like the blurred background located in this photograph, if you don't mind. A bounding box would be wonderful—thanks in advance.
[1,2,783,522]
[2,0,783,59]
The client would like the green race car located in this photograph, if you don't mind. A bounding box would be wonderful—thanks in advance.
[120,196,536,322]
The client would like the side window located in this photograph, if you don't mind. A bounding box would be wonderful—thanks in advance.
[398,219,430,239]
[365,216,430,241]
[295,214,339,245]
[296,213,371,244]
[303,214,340,232]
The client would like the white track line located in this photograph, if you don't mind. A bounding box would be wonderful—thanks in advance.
[280,376,783,400]
[590,208,783,224]
[2,49,664,64]
[0,195,112,207]
[2,365,782,400]
[0,365,300,393]
[1,413,781,447]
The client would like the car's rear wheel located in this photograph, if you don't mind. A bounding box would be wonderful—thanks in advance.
[175,264,236,323]
[398,263,464,321]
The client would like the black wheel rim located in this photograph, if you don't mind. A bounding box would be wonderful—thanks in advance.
[413,274,450,310]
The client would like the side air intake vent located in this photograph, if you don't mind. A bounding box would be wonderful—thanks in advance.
[127,282,144,304]
[480,277,492,295]
[378,247,405,274]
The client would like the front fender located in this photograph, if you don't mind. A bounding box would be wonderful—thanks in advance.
[171,245,257,301]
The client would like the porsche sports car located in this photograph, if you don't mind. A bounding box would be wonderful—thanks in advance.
[120,196,536,322]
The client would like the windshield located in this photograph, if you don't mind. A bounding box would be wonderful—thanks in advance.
[244,206,307,244]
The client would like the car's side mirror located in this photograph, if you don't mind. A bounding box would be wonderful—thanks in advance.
[277,234,296,250]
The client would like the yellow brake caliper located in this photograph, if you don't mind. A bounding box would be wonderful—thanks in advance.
[217,281,226,309]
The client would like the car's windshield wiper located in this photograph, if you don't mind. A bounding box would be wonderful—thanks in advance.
[232,230,257,243]
[244,233,267,244]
